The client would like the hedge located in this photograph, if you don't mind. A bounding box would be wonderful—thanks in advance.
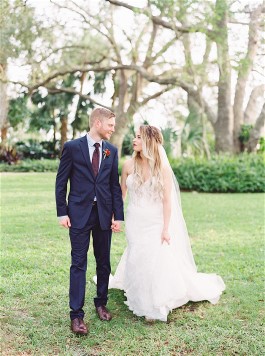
[170,154,265,193]
[0,159,60,172]
[1,154,264,192]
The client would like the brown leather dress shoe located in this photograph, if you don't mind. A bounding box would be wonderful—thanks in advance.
[95,306,112,321]
[70,318,88,335]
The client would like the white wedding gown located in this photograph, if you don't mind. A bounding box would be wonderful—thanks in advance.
[109,174,225,321]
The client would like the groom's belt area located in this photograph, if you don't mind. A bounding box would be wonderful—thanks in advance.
[92,201,97,206]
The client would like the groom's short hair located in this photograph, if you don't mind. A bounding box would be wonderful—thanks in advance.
[89,107,115,127]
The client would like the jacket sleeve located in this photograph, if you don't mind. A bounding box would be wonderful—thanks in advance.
[55,142,72,217]
[110,148,124,221]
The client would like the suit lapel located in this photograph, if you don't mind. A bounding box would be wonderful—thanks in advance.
[79,136,94,179]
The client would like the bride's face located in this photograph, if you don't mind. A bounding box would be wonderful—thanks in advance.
[133,130,143,152]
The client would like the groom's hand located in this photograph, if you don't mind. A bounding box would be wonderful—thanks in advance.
[59,216,71,229]
[111,220,122,233]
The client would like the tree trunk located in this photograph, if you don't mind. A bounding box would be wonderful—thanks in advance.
[233,5,263,152]
[0,64,9,145]
[110,113,129,157]
[60,116,68,151]
[214,100,233,152]
[246,103,265,152]
[1,125,8,143]
[110,68,129,156]
[214,0,233,153]
[244,85,265,125]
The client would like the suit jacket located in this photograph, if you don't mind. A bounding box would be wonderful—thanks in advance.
[55,135,124,230]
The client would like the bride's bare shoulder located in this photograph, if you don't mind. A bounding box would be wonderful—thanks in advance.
[122,158,134,175]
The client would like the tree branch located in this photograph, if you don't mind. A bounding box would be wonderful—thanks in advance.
[134,23,149,60]
[7,63,172,89]
[8,63,205,111]
[108,11,123,64]
[35,48,106,65]
[106,0,211,35]
[139,86,175,107]
[46,87,113,110]
[143,22,158,68]
[50,0,89,23]
[50,0,118,56]
[150,36,177,64]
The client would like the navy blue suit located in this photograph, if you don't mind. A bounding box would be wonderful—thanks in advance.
[55,135,124,320]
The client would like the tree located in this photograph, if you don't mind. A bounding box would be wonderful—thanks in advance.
[31,75,77,150]
[105,0,264,153]
[8,0,264,155]
[8,0,176,154]
[0,0,53,143]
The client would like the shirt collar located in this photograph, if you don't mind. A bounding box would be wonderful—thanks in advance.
[87,133,103,147]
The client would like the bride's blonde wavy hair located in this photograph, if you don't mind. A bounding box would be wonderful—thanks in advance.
[133,125,164,199]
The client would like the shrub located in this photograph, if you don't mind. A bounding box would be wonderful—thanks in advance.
[0,145,22,164]
[1,154,264,193]
[170,154,265,193]
[15,140,59,159]
[0,159,59,172]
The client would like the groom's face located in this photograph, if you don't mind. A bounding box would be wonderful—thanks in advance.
[97,117,116,140]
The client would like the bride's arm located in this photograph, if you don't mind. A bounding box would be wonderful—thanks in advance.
[161,166,172,245]
[121,159,132,201]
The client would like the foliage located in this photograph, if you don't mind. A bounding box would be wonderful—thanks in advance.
[179,111,205,156]
[0,145,22,165]
[238,124,253,144]
[257,137,265,153]
[1,173,264,355]
[1,153,264,193]
[93,72,107,94]
[15,140,59,159]
[171,153,265,192]
[0,158,59,172]
[0,0,41,64]
[4,0,264,156]
[121,124,135,156]
[72,96,93,135]
[161,124,178,157]
[7,94,31,129]
[30,75,76,132]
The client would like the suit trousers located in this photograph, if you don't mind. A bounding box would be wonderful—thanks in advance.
[69,204,112,320]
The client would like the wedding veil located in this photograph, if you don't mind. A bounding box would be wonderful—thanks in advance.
[158,145,197,271]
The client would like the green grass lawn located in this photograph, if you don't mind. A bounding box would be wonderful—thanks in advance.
[1,173,264,355]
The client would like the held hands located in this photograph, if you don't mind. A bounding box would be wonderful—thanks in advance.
[111,219,122,233]
[161,229,171,245]
[59,216,121,232]
[59,216,71,229]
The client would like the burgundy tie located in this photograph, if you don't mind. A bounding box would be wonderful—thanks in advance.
[92,143,100,177]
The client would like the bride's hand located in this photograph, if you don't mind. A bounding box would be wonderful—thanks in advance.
[161,229,170,245]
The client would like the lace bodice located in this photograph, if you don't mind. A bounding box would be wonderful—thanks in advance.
[126,174,162,206]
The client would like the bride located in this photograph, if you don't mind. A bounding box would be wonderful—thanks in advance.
[109,125,225,322]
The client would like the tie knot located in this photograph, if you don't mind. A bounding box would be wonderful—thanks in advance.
[94,143,100,149]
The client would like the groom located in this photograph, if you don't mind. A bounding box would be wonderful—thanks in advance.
[55,107,124,335]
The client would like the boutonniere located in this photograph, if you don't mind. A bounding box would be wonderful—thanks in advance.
[103,148,111,159]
